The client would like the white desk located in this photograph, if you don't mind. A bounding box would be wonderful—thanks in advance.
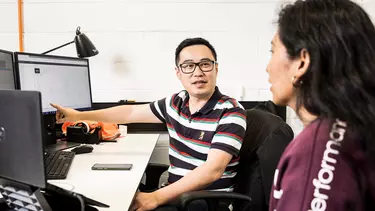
[48,133,160,211]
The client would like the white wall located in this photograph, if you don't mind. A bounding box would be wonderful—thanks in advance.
[0,1,19,51]
[0,0,372,136]
[20,0,282,102]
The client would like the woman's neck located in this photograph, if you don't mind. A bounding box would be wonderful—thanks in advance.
[298,107,319,127]
[289,100,318,127]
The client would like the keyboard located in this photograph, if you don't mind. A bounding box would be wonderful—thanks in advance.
[45,150,75,179]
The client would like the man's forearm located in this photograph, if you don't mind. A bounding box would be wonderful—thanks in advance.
[154,163,223,205]
[77,105,133,124]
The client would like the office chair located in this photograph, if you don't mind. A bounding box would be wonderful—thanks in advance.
[142,102,294,211]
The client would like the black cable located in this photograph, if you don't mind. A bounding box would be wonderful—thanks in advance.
[73,193,85,211]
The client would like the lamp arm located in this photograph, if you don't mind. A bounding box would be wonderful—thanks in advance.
[42,40,75,55]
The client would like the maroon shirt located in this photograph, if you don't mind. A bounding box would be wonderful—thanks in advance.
[269,118,375,211]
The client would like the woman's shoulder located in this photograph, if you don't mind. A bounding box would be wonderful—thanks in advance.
[280,118,359,168]
[282,118,328,157]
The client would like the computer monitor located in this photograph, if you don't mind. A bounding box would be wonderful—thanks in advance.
[14,52,93,114]
[0,90,109,210]
[0,90,46,188]
[0,49,16,90]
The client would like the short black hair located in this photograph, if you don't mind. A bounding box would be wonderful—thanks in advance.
[278,0,375,162]
[175,37,217,66]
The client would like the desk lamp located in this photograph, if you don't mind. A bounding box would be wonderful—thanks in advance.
[42,26,98,58]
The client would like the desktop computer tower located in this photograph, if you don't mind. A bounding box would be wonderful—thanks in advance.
[43,114,57,146]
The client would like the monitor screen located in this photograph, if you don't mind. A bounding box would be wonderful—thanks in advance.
[14,52,92,114]
[0,50,15,90]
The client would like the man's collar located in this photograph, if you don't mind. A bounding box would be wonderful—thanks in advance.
[200,86,223,114]
[183,86,223,115]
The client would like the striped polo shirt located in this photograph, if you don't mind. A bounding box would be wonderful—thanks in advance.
[150,87,246,191]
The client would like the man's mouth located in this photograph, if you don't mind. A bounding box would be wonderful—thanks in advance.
[192,80,207,85]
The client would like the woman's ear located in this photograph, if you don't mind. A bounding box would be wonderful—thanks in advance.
[295,49,310,79]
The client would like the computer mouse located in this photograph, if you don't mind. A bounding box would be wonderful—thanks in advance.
[71,145,93,154]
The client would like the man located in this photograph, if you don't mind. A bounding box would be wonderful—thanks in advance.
[51,38,246,211]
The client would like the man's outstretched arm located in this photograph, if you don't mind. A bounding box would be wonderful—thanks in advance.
[51,103,162,124]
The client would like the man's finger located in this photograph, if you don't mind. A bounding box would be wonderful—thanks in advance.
[56,119,65,124]
[56,116,65,123]
[57,112,64,119]
[50,103,61,110]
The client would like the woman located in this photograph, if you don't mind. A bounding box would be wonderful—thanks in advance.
[267,0,375,210]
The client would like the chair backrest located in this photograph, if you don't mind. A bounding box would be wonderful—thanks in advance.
[234,106,294,211]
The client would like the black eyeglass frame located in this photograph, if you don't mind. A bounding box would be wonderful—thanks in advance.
[178,60,217,74]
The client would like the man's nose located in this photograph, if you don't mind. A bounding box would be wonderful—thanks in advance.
[193,65,204,77]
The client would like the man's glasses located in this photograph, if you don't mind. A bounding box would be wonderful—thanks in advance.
[178,60,217,74]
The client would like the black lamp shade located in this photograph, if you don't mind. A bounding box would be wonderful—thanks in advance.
[75,32,98,58]
[41,26,98,58]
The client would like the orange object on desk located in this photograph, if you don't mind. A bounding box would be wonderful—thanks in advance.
[61,121,121,141]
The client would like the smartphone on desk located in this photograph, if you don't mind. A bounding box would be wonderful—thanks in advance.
[91,163,133,171]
